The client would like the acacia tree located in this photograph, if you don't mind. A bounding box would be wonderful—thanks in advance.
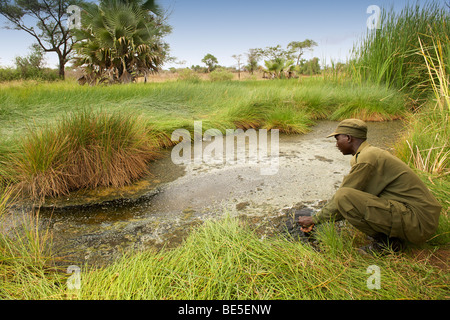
[232,54,242,80]
[73,0,171,84]
[0,0,86,79]
[288,39,318,66]
[201,53,218,72]
[15,43,45,75]
[256,45,292,61]
[246,48,261,74]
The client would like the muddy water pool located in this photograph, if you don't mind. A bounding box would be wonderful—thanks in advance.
[12,120,406,266]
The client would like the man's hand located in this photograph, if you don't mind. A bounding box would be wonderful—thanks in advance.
[298,216,315,233]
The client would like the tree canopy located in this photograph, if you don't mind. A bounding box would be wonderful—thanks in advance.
[288,39,318,65]
[0,0,86,79]
[72,0,171,84]
[201,53,218,72]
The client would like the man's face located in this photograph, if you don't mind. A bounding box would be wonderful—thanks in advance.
[335,134,352,155]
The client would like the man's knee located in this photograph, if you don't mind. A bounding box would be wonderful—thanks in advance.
[334,187,384,237]
[334,187,363,214]
[334,187,381,225]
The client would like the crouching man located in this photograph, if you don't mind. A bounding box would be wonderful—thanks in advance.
[298,119,441,255]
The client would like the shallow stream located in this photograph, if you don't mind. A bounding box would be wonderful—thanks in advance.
[11,120,406,266]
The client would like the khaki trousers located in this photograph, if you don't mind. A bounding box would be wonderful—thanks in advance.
[334,187,423,244]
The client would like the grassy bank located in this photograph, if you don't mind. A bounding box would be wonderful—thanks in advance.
[0,187,64,299]
[1,211,447,300]
[0,78,407,138]
[395,35,449,177]
[0,80,447,301]
[1,1,449,301]
[74,216,448,300]
[394,35,450,246]
[0,78,407,201]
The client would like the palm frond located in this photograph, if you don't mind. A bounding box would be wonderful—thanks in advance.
[73,0,166,84]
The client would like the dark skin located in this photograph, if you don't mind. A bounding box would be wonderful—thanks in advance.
[298,134,365,232]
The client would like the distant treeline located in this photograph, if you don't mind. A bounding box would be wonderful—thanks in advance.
[0,44,59,81]
[169,57,322,78]
[0,67,59,82]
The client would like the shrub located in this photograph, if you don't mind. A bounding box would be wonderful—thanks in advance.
[0,67,59,82]
[177,68,201,82]
[209,68,234,82]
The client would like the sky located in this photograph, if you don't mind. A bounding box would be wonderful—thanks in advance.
[0,0,439,70]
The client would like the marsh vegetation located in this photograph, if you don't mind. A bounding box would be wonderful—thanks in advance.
[0,1,449,300]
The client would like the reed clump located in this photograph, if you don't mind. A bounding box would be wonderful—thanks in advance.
[395,34,449,177]
[350,0,449,103]
[10,109,160,202]
[0,186,67,299]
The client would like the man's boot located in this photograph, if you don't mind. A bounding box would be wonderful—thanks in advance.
[358,233,405,256]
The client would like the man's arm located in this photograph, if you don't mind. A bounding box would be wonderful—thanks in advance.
[311,195,342,224]
[340,162,375,190]
[297,196,341,230]
[303,162,376,226]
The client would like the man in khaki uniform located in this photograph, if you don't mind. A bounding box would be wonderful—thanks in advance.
[298,119,441,254]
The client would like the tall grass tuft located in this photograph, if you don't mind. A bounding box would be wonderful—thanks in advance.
[0,142,13,188]
[394,33,449,247]
[395,35,449,177]
[350,0,449,103]
[418,36,450,114]
[0,187,66,299]
[263,107,313,134]
[11,109,160,202]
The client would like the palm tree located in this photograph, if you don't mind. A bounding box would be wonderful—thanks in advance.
[264,58,295,79]
[73,0,170,84]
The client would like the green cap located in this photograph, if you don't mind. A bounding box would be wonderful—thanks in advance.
[327,119,368,139]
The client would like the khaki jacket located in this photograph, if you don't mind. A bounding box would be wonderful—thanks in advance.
[312,141,441,239]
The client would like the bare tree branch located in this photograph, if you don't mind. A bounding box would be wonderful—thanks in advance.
[0,0,85,78]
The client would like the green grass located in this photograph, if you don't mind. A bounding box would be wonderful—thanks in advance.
[1,0,449,301]
[0,77,446,300]
[395,105,449,176]
[392,29,449,232]
[350,0,449,102]
[1,212,447,300]
[74,216,448,300]
[0,78,407,202]
[0,187,65,299]
[0,79,407,139]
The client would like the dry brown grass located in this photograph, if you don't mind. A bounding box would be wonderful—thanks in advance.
[136,70,267,83]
